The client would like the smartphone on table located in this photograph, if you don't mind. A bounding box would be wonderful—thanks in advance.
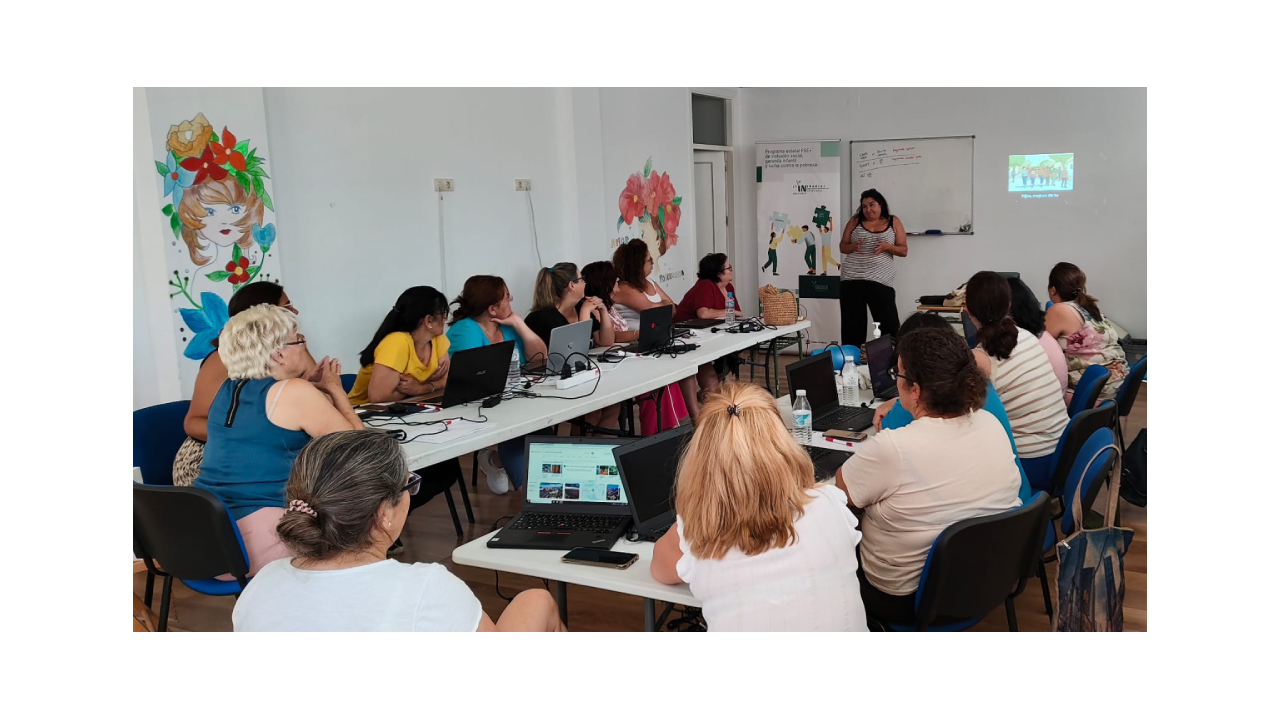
[824,428,867,442]
[561,548,639,569]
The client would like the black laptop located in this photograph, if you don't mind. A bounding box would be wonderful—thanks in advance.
[865,335,899,400]
[621,305,675,353]
[440,340,515,408]
[674,317,724,330]
[486,437,633,550]
[612,425,693,542]
[786,352,874,432]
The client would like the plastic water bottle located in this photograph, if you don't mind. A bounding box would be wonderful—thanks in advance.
[792,390,813,444]
[841,354,859,405]
[725,291,736,324]
[872,322,882,340]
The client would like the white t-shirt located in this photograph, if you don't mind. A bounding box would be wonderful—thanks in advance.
[675,484,868,632]
[841,411,1022,596]
[232,558,484,632]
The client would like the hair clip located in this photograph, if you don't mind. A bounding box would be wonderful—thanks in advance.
[288,499,317,518]
[726,404,741,417]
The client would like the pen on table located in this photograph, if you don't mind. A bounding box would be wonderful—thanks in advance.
[824,437,855,447]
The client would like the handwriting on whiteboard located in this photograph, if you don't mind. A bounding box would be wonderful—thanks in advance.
[857,152,923,178]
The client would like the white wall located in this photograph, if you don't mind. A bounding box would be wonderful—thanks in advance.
[734,88,1147,338]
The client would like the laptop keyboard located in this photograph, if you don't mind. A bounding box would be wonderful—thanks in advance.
[813,405,874,432]
[509,513,625,534]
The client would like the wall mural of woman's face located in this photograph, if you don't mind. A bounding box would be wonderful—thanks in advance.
[198,202,249,247]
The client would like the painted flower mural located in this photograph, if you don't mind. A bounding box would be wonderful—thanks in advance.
[616,157,682,258]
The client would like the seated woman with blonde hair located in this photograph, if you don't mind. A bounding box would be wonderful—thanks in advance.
[233,430,565,631]
[650,381,868,631]
[193,304,364,576]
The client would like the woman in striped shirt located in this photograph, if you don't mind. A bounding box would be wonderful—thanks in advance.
[838,189,907,345]
[965,271,1069,492]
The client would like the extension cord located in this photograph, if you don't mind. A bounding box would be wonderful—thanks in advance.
[556,367,600,390]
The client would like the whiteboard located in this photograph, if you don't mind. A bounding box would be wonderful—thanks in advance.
[850,136,974,234]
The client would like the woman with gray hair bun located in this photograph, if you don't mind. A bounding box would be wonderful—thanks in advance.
[233,430,565,632]
[193,304,364,576]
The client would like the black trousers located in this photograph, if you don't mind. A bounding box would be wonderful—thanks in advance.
[840,279,901,345]
[857,564,917,626]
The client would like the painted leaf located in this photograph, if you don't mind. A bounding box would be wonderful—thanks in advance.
[672,196,682,206]
[234,140,249,155]
[209,131,219,144]
[232,244,241,263]
[170,213,181,235]
[262,190,275,212]
[248,265,261,275]
[155,161,169,176]
[235,171,251,191]
[162,204,173,216]
[643,157,652,178]
[205,270,232,282]
[252,175,265,198]
[658,205,665,228]
[247,148,256,161]
[617,214,625,233]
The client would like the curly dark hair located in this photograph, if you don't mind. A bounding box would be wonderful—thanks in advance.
[697,253,728,282]
[965,271,1019,361]
[896,328,987,417]
[613,238,650,290]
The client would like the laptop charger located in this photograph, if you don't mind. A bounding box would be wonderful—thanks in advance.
[556,367,599,390]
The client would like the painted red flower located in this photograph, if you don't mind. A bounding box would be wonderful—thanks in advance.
[180,146,230,185]
[619,172,647,225]
[225,256,251,285]
[661,200,681,237]
[209,127,247,172]
[646,171,675,217]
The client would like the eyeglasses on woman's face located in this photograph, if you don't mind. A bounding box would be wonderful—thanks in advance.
[402,471,422,496]
[887,366,912,384]
[284,334,307,347]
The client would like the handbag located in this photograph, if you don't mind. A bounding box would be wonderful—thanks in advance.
[1053,443,1134,632]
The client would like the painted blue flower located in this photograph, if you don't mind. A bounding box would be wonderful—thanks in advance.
[251,222,276,254]
[179,292,230,361]
[163,151,197,209]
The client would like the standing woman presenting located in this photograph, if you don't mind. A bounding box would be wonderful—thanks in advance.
[838,189,907,344]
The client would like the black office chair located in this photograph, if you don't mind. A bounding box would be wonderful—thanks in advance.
[1044,401,1118,500]
[133,484,250,631]
[411,458,473,537]
[1113,355,1146,453]
[873,493,1051,631]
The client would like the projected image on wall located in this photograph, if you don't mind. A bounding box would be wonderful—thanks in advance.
[1009,154,1073,192]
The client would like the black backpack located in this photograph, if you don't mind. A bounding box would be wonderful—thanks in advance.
[1119,429,1147,507]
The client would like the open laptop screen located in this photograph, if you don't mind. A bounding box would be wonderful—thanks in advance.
[786,352,839,416]
[526,440,628,507]
[614,425,692,528]
[866,336,896,393]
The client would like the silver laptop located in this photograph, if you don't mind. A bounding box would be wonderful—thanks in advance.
[546,319,593,374]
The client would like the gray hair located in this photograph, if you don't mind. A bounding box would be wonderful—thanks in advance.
[218,303,298,379]
[275,430,409,560]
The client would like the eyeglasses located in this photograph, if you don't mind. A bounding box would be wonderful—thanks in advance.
[284,334,307,346]
[887,367,913,384]
[572,277,585,284]
[281,302,298,314]
[723,265,733,272]
[402,471,422,496]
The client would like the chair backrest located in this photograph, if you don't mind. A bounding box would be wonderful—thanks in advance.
[133,484,250,587]
[340,373,357,393]
[132,401,192,486]
[1115,355,1146,418]
[914,493,1051,630]
[1059,428,1119,536]
[1068,364,1110,418]
[809,344,860,370]
[1047,401,1116,497]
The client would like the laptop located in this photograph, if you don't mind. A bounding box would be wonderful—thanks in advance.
[440,340,515,408]
[486,437,633,550]
[674,317,724,330]
[613,425,693,542]
[621,305,675,353]
[865,335,899,400]
[527,319,593,374]
[786,352,874,432]
[805,445,853,480]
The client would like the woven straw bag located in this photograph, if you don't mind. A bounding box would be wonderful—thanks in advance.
[759,285,798,326]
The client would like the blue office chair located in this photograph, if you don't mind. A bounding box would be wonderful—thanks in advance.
[872,493,1051,632]
[133,401,191,486]
[340,373,357,394]
[1068,364,1110,418]
[1038,401,1116,497]
[1035,427,1119,617]
[809,344,860,370]
[133,484,251,631]
[1113,356,1146,453]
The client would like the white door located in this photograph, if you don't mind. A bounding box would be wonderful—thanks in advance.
[692,150,728,263]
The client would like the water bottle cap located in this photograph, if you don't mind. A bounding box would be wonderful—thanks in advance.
[796,389,807,396]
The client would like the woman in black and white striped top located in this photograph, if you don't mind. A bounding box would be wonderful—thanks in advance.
[838,189,908,345]
[965,271,1069,493]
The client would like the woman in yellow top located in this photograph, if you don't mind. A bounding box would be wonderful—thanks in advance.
[761,231,782,276]
[348,286,451,405]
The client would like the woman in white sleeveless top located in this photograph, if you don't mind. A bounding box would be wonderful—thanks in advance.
[837,189,908,344]
[965,271,1069,493]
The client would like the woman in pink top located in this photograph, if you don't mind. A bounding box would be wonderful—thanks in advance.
[1007,277,1069,400]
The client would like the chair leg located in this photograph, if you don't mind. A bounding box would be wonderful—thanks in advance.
[158,575,174,632]
[456,474,474,524]
[144,570,155,608]
[1005,597,1019,632]
[442,486,463,537]
[1037,559,1053,618]
[471,451,479,489]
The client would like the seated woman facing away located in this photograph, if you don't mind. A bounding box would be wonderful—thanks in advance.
[523,262,621,432]
[674,252,741,400]
[232,430,565,631]
[193,304,364,575]
[836,327,1022,626]
[581,260,688,435]
[651,382,868,632]
[175,281,320,486]
[445,275,548,495]
[872,312,1031,503]
[1044,261,1129,402]
[612,238,703,421]
[347,286,451,405]
[1007,276,1069,400]
[964,271,1069,491]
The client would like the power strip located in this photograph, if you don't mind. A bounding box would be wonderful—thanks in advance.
[556,367,600,390]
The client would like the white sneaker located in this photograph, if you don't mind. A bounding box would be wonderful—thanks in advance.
[479,449,510,495]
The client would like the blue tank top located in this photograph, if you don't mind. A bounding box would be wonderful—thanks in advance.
[194,378,311,520]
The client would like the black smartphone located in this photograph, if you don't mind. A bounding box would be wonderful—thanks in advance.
[561,548,639,569]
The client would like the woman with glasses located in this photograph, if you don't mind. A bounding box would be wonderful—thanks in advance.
[193,304,364,576]
[233,430,565,631]
[674,252,740,401]
[835,327,1021,626]
[175,281,323,486]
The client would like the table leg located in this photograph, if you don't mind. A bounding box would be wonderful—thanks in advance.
[655,385,664,432]
[645,598,656,632]
[556,581,569,627]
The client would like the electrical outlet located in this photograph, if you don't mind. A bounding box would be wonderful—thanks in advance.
[515,179,531,192]
[434,178,454,192]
